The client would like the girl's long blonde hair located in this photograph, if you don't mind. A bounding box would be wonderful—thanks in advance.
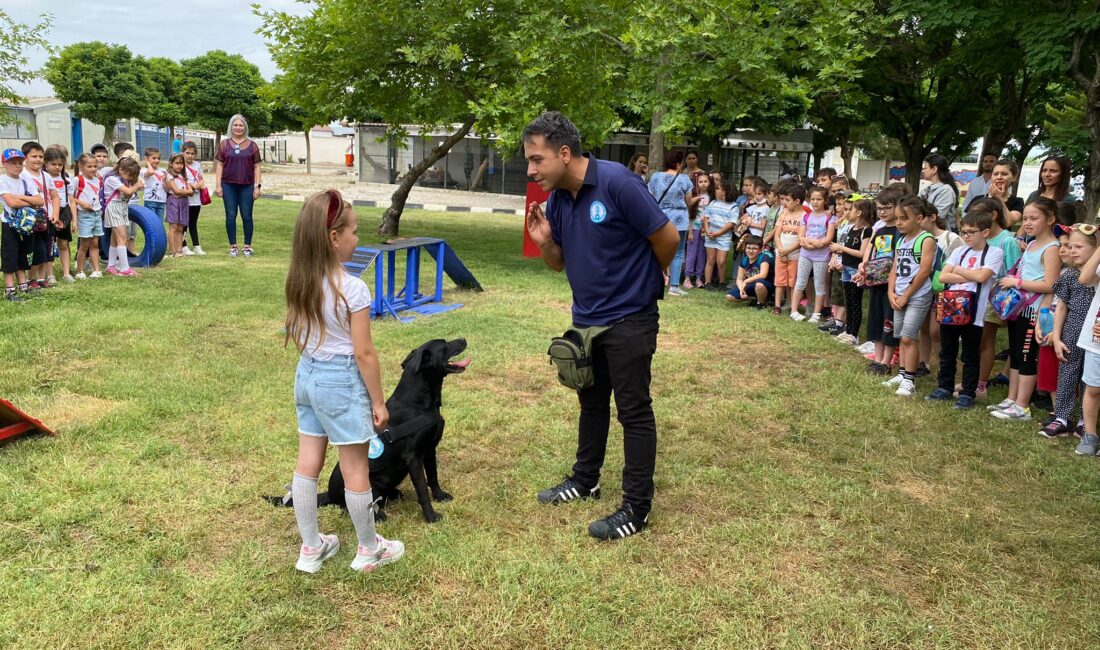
[285,190,354,352]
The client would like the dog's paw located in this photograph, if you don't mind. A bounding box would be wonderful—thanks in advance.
[423,511,444,524]
[432,490,453,503]
[374,509,388,522]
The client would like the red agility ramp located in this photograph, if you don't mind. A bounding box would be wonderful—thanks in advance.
[0,399,56,444]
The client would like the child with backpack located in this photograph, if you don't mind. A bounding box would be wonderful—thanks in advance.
[102,158,143,277]
[182,141,207,256]
[926,211,1004,408]
[1038,223,1097,437]
[284,189,404,573]
[44,147,74,282]
[832,196,874,346]
[915,200,963,376]
[20,141,59,289]
[0,148,43,302]
[989,198,1062,421]
[71,153,103,279]
[883,196,939,396]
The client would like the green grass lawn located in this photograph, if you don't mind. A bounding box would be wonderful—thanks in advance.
[1,198,1099,648]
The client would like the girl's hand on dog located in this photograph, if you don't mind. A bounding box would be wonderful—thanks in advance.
[372,402,389,431]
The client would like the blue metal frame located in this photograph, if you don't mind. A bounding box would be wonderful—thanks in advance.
[344,238,448,320]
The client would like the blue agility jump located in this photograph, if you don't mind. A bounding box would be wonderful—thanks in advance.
[99,205,168,268]
[343,237,482,321]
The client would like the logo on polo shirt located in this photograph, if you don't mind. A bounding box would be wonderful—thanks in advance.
[589,200,608,224]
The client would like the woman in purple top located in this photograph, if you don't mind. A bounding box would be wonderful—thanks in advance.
[215,114,263,257]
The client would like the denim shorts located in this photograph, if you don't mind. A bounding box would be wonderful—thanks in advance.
[1083,351,1100,388]
[77,209,104,238]
[294,354,377,445]
[841,265,858,283]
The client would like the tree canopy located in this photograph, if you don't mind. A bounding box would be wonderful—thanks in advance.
[0,10,52,121]
[179,50,270,139]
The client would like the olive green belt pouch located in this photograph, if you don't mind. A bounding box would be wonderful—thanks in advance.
[547,325,612,391]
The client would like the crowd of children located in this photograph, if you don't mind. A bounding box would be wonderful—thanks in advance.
[662,160,1100,458]
[0,140,210,302]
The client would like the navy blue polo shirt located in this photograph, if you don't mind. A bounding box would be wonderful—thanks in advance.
[547,155,670,326]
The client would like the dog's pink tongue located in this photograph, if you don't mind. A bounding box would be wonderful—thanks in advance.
[451,357,472,368]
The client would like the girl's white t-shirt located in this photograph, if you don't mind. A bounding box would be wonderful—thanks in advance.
[49,173,69,208]
[143,169,166,203]
[302,272,373,360]
[70,174,101,212]
[185,162,203,206]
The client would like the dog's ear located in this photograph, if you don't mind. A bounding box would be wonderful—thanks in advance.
[401,347,430,373]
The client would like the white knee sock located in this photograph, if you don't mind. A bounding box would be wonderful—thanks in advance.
[291,473,323,548]
[107,246,116,269]
[345,489,379,551]
[116,247,130,271]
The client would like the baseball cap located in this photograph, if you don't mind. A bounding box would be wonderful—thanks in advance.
[2,148,26,163]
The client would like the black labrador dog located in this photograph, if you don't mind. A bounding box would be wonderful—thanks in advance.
[268,338,469,523]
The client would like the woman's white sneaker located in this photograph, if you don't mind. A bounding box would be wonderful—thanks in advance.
[351,535,405,572]
[295,533,340,573]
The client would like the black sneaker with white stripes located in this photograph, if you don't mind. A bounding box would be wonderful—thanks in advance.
[537,476,600,505]
[588,503,648,540]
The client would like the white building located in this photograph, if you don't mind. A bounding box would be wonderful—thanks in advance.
[1,97,105,155]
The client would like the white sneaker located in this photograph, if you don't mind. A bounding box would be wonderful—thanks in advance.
[47,275,57,286]
[295,533,340,573]
[991,404,1031,421]
[808,312,822,323]
[790,312,806,322]
[89,271,103,278]
[882,373,903,387]
[193,246,205,256]
[182,245,195,256]
[667,287,683,296]
[63,274,75,283]
[986,398,1015,412]
[74,272,87,280]
[855,341,876,354]
[895,379,916,396]
[351,535,405,573]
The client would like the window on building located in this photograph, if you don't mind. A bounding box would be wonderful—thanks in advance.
[1,108,36,139]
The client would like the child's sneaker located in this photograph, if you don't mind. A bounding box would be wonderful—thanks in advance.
[1076,423,1087,438]
[790,312,806,322]
[667,287,683,297]
[827,323,846,336]
[683,278,695,289]
[46,275,57,286]
[107,266,121,276]
[193,246,206,256]
[5,290,25,303]
[295,533,340,573]
[925,388,953,401]
[74,272,87,280]
[229,245,239,257]
[835,333,857,346]
[1038,420,1070,438]
[855,341,876,355]
[991,404,1031,420]
[987,398,1015,412]
[63,274,75,283]
[1075,434,1098,456]
[89,271,103,278]
[895,379,916,397]
[119,269,137,277]
[808,312,822,324]
[867,362,892,376]
[351,535,405,572]
[817,319,836,331]
[915,362,931,378]
[242,246,253,257]
[181,245,194,256]
[954,395,976,409]
[771,307,782,315]
[882,373,903,387]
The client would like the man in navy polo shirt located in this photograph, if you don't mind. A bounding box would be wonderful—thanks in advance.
[524,111,678,540]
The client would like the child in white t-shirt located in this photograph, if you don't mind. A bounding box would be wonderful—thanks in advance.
[70,153,103,279]
[284,189,404,574]
[181,141,206,255]
[142,147,167,220]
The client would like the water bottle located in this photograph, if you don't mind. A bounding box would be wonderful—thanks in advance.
[1039,307,1054,342]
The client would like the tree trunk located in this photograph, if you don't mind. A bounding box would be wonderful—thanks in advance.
[304,128,312,175]
[648,48,670,172]
[378,114,476,236]
[902,141,924,192]
[1086,90,1100,222]
[838,131,854,177]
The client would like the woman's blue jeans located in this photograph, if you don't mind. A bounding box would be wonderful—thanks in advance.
[223,182,255,246]
[668,230,688,287]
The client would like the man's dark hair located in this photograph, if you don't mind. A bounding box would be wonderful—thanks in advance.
[21,141,43,155]
[114,141,135,157]
[90,144,109,155]
[522,111,581,156]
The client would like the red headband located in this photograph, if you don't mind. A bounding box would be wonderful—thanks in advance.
[325,190,342,228]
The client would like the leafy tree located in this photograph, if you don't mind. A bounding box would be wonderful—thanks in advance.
[263,74,334,174]
[0,10,52,123]
[43,41,154,144]
[258,0,625,235]
[179,50,270,144]
[139,57,189,129]
[1043,90,1089,175]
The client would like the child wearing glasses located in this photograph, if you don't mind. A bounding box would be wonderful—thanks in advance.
[926,211,1004,408]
